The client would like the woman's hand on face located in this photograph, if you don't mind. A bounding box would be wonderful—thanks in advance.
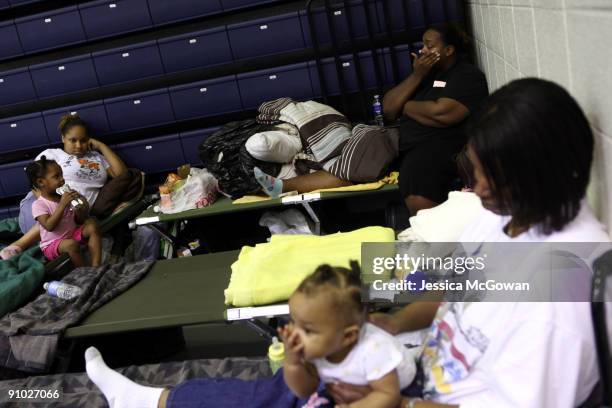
[88,138,104,152]
[368,312,400,335]
[411,50,440,78]
[326,382,372,404]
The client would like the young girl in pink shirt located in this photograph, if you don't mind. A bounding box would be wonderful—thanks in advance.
[26,156,102,267]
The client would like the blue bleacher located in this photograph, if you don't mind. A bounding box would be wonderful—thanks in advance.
[113,133,185,174]
[15,6,86,53]
[220,0,278,11]
[30,54,99,98]
[0,0,459,199]
[9,0,42,5]
[158,27,232,73]
[237,62,315,109]
[180,127,220,166]
[308,51,383,96]
[0,112,49,152]
[300,0,382,47]
[0,0,9,9]
[147,0,223,25]
[0,20,23,60]
[0,159,32,198]
[169,76,242,120]
[79,0,152,40]
[104,89,175,132]
[43,101,111,142]
[0,67,37,106]
[92,40,164,86]
[227,12,306,60]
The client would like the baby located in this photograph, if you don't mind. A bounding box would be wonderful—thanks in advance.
[280,262,416,408]
[26,156,102,267]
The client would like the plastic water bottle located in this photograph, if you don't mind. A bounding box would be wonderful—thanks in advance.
[56,184,85,209]
[268,336,285,374]
[43,281,83,300]
[372,94,384,127]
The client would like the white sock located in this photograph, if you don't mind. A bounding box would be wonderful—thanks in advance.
[85,347,164,408]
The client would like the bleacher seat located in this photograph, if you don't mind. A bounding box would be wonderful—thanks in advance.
[308,51,382,96]
[9,0,41,5]
[220,0,277,11]
[7,206,19,218]
[29,54,98,98]
[0,67,37,107]
[300,0,381,47]
[381,44,413,84]
[227,12,305,60]
[237,62,314,109]
[0,159,32,197]
[180,127,220,166]
[376,0,425,31]
[15,6,86,52]
[43,101,111,142]
[169,76,242,120]
[92,40,164,85]
[113,133,185,173]
[0,20,23,60]
[0,0,8,9]
[147,0,222,25]
[0,208,9,219]
[0,112,49,152]
[79,0,152,40]
[104,88,175,131]
[158,27,232,73]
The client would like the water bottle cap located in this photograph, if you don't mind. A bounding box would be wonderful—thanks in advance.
[374,94,380,98]
[43,282,49,290]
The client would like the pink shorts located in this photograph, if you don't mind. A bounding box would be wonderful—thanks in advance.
[41,225,86,261]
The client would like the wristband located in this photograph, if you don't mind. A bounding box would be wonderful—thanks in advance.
[406,397,423,408]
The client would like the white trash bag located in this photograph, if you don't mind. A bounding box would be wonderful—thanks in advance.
[259,208,315,235]
[161,168,218,214]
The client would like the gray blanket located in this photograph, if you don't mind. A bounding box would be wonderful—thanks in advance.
[0,356,270,408]
[0,261,153,373]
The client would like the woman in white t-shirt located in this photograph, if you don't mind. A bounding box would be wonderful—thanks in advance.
[326,78,610,408]
[1,114,138,259]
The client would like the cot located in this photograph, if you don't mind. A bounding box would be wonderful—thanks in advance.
[134,183,400,256]
[45,195,157,275]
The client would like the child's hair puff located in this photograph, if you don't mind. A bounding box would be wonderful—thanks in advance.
[25,156,57,189]
[296,260,365,323]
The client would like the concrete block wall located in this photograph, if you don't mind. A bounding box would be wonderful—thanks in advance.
[466,0,611,237]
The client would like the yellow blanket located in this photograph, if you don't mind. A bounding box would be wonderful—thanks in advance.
[224,226,395,306]
[233,172,399,204]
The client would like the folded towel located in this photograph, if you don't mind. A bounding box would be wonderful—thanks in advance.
[397,191,482,242]
[224,226,395,306]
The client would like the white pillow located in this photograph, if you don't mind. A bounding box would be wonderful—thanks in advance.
[245,130,302,163]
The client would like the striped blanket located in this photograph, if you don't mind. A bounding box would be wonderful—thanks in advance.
[257,98,352,165]
[257,98,397,182]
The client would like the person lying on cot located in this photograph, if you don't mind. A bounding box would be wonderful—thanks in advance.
[82,78,608,408]
[26,157,102,267]
[0,114,143,260]
[253,23,488,218]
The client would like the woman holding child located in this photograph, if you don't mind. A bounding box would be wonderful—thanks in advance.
[83,79,607,407]
[1,114,142,263]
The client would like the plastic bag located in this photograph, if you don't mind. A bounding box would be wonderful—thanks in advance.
[161,168,218,214]
[259,208,315,235]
